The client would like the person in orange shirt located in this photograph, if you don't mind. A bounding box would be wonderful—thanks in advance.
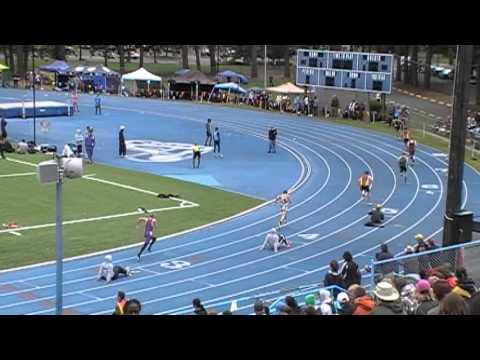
[358,171,373,200]
[113,291,128,315]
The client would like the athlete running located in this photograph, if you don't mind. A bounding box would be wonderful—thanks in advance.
[402,128,411,147]
[358,171,373,201]
[137,214,157,261]
[276,190,291,206]
[399,152,409,184]
[407,138,417,164]
[278,204,289,227]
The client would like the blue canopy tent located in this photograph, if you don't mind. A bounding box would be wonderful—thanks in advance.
[209,82,247,102]
[39,60,71,89]
[79,65,120,94]
[217,70,249,84]
[214,82,247,93]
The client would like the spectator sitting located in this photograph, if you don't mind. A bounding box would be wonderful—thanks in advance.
[193,298,208,315]
[303,294,319,314]
[365,204,384,227]
[414,279,438,315]
[253,299,269,315]
[285,296,304,315]
[452,267,477,299]
[400,283,418,315]
[16,139,28,154]
[334,292,355,315]
[318,289,333,315]
[324,260,344,298]
[123,299,142,315]
[427,279,453,315]
[348,285,375,315]
[97,255,132,283]
[438,292,470,315]
[369,282,404,315]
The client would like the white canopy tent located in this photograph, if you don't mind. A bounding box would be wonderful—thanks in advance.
[121,67,162,95]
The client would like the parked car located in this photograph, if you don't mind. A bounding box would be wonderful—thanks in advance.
[439,68,454,80]
[431,65,445,77]
[130,52,140,59]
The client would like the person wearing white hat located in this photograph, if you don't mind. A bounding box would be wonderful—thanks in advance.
[369,282,404,315]
[119,125,127,158]
[74,128,84,158]
[318,289,333,315]
[97,254,132,283]
[259,228,290,252]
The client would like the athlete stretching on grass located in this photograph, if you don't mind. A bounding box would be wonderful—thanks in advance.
[358,171,373,201]
[137,214,157,261]
[399,152,409,184]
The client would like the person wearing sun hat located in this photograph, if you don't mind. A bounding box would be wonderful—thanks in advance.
[369,281,404,315]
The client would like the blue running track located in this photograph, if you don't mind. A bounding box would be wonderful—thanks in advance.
[0,88,479,315]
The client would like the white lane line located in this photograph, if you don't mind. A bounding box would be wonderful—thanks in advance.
[8,232,22,237]
[0,172,36,178]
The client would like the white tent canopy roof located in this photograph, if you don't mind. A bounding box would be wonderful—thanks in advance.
[121,67,162,82]
[266,82,304,94]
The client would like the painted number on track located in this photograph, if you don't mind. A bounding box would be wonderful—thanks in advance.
[160,260,191,270]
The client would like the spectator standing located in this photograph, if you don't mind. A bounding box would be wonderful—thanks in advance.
[369,282,404,315]
[192,143,201,169]
[340,251,362,288]
[74,129,83,157]
[0,135,5,159]
[94,93,102,115]
[375,243,397,277]
[205,118,213,146]
[0,117,7,138]
[213,127,222,158]
[268,127,277,154]
[330,95,339,117]
[119,125,127,158]
[84,127,96,163]
[324,260,344,298]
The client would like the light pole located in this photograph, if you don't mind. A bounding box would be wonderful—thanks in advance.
[37,156,83,315]
[32,45,37,145]
[264,45,267,89]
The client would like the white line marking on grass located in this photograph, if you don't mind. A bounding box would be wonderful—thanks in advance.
[0,172,36,178]
[0,204,198,235]
[5,158,38,167]
[9,232,22,236]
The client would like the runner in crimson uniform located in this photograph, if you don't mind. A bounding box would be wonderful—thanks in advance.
[407,138,417,164]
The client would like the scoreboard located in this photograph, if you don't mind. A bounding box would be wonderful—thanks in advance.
[296,49,393,94]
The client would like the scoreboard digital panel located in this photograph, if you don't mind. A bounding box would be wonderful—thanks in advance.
[296,49,393,94]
